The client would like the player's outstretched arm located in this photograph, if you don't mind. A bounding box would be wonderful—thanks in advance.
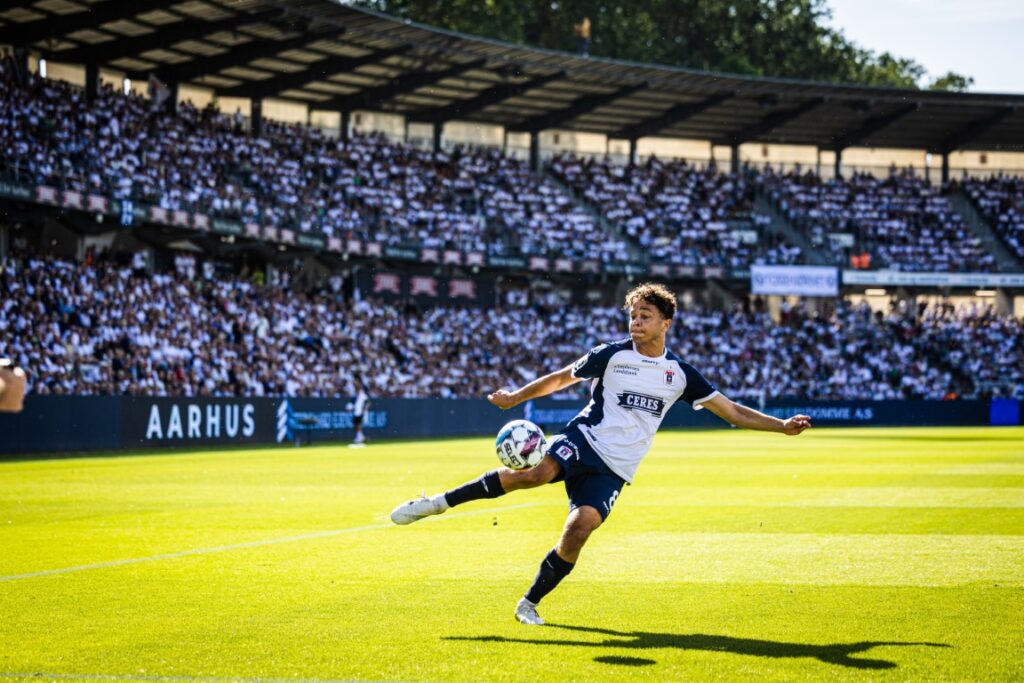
[702,393,810,435]
[488,364,582,410]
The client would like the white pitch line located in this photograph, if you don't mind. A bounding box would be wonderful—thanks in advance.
[0,503,539,583]
[0,673,413,683]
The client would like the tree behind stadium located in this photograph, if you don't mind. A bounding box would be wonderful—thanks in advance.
[358,0,973,91]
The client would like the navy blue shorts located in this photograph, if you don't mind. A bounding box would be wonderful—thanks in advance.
[546,425,626,521]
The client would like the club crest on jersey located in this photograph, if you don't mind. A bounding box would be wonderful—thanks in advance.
[664,370,675,386]
[616,391,666,416]
[551,439,579,461]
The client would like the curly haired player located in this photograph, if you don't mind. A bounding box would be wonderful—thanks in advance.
[390,283,811,625]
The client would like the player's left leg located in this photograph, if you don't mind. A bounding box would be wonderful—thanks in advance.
[390,455,562,525]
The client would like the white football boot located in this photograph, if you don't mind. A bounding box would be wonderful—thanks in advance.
[514,597,545,626]
[389,493,449,525]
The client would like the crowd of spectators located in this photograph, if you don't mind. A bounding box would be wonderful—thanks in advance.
[961,174,1024,260]
[0,59,618,260]
[6,50,1024,281]
[4,250,1021,403]
[466,148,628,261]
[549,153,802,268]
[5,55,1021,273]
[679,298,1023,402]
[761,167,995,272]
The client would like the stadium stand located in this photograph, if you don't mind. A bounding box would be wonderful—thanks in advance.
[759,167,997,272]
[4,62,1019,274]
[4,250,1022,402]
[549,153,803,268]
[0,67,622,260]
[4,54,1022,274]
[1,3,1023,415]
[464,148,627,261]
[960,175,1024,260]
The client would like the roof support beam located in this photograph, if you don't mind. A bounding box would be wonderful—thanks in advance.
[508,83,646,134]
[611,92,733,141]
[407,72,564,124]
[85,61,98,104]
[251,98,263,137]
[218,45,413,100]
[831,102,918,151]
[340,110,351,141]
[714,97,825,146]
[931,107,1015,154]
[41,10,280,65]
[1,0,196,47]
[326,58,487,112]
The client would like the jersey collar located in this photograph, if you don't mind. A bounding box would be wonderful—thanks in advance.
[632,342,666,360]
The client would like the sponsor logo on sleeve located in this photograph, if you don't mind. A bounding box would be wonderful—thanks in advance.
[573,344,609,375]
[551,438,580,461]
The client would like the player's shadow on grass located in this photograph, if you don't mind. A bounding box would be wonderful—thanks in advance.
[447,624,950,670]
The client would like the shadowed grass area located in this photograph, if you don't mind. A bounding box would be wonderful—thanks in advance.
[0,426,1021,681]
[448,623,952,670]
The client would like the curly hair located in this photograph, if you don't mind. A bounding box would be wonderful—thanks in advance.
[623,282,677,320]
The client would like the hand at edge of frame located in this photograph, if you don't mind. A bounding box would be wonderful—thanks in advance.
[782,414,811,435]
[0,360,27,414]
[487,389,519,410]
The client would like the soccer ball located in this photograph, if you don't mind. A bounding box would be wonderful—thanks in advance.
[495,420,547,469]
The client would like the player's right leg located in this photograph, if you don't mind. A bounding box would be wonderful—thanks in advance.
[389,455,561,525]
[352,416,365,444]
[515,505,604,625]
[513,430,624,626]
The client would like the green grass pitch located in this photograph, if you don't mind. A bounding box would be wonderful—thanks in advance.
[1,426,1022,682]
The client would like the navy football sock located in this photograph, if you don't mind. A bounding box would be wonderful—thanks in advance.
[444,470,505,507]
[524,548,575,605]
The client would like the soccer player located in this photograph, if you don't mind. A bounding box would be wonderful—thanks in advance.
[351,379,371,446]
[390,284,811,625]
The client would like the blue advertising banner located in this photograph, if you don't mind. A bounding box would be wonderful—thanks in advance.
[761,400,993,427]
[120,396,277,449]
[0,396,120,456]
[0,396,1015,458]
[989,399,1021,427]
[281,397,510,443]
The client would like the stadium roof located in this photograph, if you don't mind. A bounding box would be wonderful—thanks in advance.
[3,0,1023,152]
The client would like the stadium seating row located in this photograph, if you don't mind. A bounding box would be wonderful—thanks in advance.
[759,168,997,272]
[961,175,1024,261]
[3,251,1021,402]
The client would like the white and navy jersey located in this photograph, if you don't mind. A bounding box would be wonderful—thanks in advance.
[353,390,369,417]
[567,338,719,483]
